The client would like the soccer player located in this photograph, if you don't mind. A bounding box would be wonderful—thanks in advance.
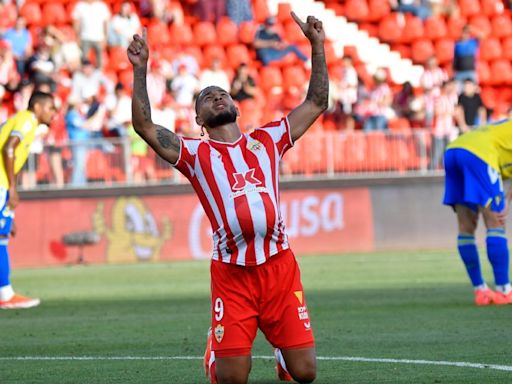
[443,120,512,305]
[0,91,56,309]
[128,12,327,384]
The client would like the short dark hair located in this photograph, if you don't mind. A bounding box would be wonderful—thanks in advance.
[28,91,53,110]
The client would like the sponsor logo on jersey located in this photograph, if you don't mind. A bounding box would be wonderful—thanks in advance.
[247,140,262,152]
[229,169,268,199]
[214,324,224,343]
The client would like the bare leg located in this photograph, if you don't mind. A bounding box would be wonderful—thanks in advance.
[215,355,251,384]
[281,347,316,383]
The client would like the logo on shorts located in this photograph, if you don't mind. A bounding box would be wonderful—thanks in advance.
[294,290,309,321]
[214,324,224,343]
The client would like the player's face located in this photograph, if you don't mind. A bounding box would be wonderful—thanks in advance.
[35,98,57,125]
[196,87,238,129]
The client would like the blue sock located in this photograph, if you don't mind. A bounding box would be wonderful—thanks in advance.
[486,228,510,286]
[0,240,10,287]
[457,234,484,287]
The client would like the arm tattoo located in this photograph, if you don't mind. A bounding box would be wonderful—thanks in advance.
[306,45,329,110]
[132,67,152,124]
[157,128,180,152]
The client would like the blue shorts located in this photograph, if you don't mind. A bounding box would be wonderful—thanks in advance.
[443,148,505,212]
[0,188,14,236]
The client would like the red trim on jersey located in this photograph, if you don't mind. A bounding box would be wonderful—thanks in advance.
[197,143,240,262]
[216,137,257,265]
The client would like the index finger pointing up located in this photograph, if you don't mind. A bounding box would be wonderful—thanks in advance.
[290,11,304,27]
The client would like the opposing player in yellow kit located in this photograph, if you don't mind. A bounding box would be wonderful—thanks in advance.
[0,91,56,309]
[443,119,512,305]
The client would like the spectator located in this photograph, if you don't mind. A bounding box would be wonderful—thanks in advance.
[46,108,67,187]
[171,51,199,76]
[363,69,392,131]
[337,56,358,130]
[41,26,82,72]
[147,60,167,108]
[254,16,308,66]
[226,0,253,26]
[152,93,177,133]
[393,82,416,120]
[453,25,485,86]
[199,57,230,92]
[420,56,448,93]
[170,64,200,107]
[0,2,17,35]
[128,124,156,183]
[1,16,32,76]
[72,0,111,69]
[455,78,487,132]
[71,58,114,101]
[140,0,184,24]
[25,43,56,91]
[107,82,132,137]
[391,0,432,21]
[108,1,141,48]
[230,63,256,102]
[0,40,18,90]
[194,0,225,23]
[65,95,103,186]
[431,80,457,169]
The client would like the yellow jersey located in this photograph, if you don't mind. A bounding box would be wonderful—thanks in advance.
[0,110,39,188]
[447,119,512,179]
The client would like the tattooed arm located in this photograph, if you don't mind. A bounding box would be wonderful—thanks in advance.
[287,13,329,142]
[128,29,181,164]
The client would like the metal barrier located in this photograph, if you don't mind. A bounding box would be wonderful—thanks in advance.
[19,130,446,190]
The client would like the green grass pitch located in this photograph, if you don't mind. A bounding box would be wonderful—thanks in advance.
[2,251,512,383]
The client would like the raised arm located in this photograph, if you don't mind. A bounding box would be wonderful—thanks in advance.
[287,12,329,142]
[127,29,181,164]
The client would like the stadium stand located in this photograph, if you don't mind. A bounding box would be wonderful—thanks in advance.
[0,0,510,187]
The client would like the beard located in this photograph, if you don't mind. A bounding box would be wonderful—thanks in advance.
[204,105,237,128]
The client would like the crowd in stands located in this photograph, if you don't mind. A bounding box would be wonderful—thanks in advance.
[0,0,511,186]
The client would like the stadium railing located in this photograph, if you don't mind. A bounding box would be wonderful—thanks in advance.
[20,129,446,190]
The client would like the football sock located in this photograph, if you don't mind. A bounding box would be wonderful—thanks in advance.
[0,239,13,301]
[275,348,290,374]
[495,283,512,295]
[457,234,484,287]
[486,228,510,286]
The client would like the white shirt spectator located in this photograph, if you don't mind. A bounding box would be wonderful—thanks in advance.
[71,61,114,100]
[199,68,230,92]
[171,69,199,106]
[108,2,141,48]
[72,0,111,42]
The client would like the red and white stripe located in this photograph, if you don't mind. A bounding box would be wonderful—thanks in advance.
[174,118,292,266]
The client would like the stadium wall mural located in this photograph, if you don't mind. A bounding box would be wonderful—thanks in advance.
[11,188,373,268]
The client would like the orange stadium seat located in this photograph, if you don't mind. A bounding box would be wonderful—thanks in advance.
[459,0,481,17]
[481,0,505,16]
[193,21,217,46]
[86,150,111,183]
[479,38,502,61]
[491,15,512,38]
[253,0,270,23]
[42,2,68,26]
[434,38,454,64]
[19,3,42,26]
[284,19,306,43]
[480,86,497,108]
[277,2,292,23]
[469,15,492,37]
[184,45,204,68]
[501,36,512,60]
[378,14,403,43]
[226,44,251,69]
[239,20,258,44]
[108,47,131,72]
[283,65,306,88]
[368,0,391,22]
[169,22,193,46]
[489,59,512,85]
[216,17,239,46]
[259,66,283,91]
[400,15,424,44]
[203,45,226,66]
[359,22,379,37]
[411,39,434,64]
[392,44,412,59]
[148,21,171,47]
[345,0,369,21]
[447,16,466,40]
[476,60,491,85]
[424,17,447,41]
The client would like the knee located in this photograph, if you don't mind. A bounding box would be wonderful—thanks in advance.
[289,361,317,383]
[216,372,248,384]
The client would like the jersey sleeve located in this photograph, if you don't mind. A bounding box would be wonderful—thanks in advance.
[172,137,200,180]
[256,117,294,159]
[10,117,34,140]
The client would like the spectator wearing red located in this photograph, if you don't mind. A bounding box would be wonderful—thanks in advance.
[363,69,392,131]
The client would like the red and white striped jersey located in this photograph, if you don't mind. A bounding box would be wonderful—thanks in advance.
[174,117,293,266]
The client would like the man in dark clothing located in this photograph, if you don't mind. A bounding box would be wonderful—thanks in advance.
[254,16,308,66]
[456,78,487,132]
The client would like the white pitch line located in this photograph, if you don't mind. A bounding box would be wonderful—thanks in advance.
[1,356,512,372]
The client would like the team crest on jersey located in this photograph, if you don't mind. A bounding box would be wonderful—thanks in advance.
[247,140,262,152]
[214,324,224,343]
